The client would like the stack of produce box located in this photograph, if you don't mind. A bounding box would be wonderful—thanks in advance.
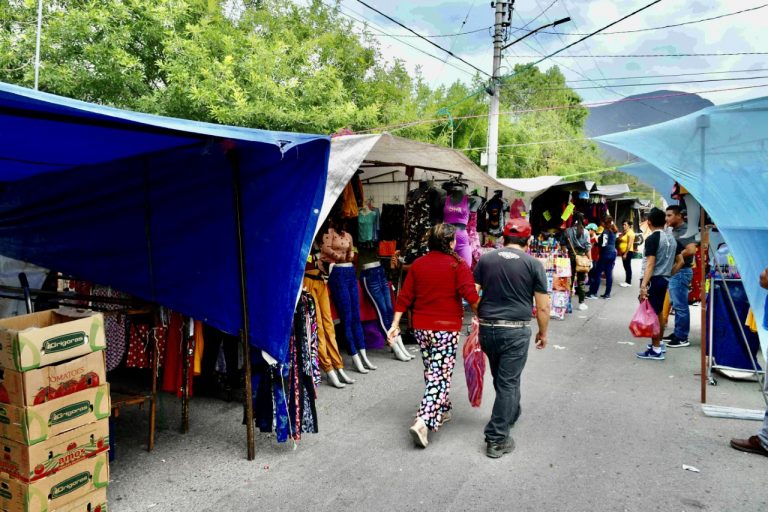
[0,309,110,511]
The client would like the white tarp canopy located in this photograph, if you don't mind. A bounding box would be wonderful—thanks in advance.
[320,133,525,233]
[592,183,631,197]
[497,176,564,203]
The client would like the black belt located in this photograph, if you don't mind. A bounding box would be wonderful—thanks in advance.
[478,319,528,328]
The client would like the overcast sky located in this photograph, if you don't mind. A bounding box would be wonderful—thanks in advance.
[331,0,768,106]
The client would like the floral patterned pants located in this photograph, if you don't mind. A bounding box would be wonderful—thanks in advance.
[413,329,459,431]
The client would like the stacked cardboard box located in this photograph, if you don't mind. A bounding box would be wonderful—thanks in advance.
[0,310,110,511]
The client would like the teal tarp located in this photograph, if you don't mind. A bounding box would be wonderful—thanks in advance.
[598,97,768,356]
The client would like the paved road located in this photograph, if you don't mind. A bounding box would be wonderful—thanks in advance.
[110,262,766,511]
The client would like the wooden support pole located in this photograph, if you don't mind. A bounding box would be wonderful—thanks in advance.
[229,149,256,461]
[181,321,191,434]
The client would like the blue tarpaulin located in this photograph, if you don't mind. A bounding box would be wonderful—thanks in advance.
[0,81,330,363]
[597,97,768,357]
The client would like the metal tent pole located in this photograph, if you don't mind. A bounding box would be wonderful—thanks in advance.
[229,149,255,461]
[698,115,709,405]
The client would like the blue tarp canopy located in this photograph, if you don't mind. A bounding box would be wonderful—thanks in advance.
[597,97,768,357]
[0,81,330,363]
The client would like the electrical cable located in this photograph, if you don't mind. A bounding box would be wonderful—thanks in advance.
[509,2,768,36]
[362,83,768,134]
[511,52,768,58]
[505,73,768,92]
[328,2,480,78]
[565,67,768,83]
[353,0,491,77]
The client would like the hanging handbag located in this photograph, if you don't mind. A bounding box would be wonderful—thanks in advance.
[567,233,592,273]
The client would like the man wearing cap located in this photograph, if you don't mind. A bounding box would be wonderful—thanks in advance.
[473,217,550,459]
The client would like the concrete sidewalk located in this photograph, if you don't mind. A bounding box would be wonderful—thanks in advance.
[109,262,766,511]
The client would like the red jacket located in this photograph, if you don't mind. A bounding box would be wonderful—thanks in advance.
[395,251,480,332]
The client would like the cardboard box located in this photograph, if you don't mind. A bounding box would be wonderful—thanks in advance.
[0,453,108,512]
[51,488,107,512]
[0,352,106,407]
[0,420,109,483]
[0,310,106,372]
[0,385,110,446]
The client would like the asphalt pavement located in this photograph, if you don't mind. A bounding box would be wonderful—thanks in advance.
[109,260,767,511]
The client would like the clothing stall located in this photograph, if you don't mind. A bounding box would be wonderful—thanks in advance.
[0,81,331,462]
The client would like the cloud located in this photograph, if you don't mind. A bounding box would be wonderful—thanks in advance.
[337,0,768,106]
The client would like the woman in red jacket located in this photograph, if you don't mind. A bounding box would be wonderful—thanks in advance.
[387,224,480,448]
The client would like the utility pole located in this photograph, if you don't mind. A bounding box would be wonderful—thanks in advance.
[486,0,510,179]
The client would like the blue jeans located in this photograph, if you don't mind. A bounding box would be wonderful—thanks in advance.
[588,257,616,297]
[361,265,393,334]
[479,325,532,444]
[669,267,693,340]
[328,265,366,355]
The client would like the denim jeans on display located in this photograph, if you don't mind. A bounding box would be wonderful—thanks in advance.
[328,265,367,355]
[669,267,693,340]
[361,264,394,334]
[479,325,532,444]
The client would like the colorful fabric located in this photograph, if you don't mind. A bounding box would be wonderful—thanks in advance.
[92,285,128,371]
[404,187,433,264]
[463,317,485,408]
[126,323,150,369]
[414,329,459,431]
[467,211,482,267]
[443,195,470,225]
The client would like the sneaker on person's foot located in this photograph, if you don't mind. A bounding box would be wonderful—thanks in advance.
[666,337,690,348]
[600,294,611,299]
[661,333,675,342]
[409,418,429,448]
[636,348,665,360]
[486,437,515,459]
[619,282,631,288]
[646,342,667,353]
[578,303,588,311]
[585,294,598,300]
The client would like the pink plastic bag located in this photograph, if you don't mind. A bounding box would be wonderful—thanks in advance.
[463,316,485,407]
[629,299,660,338]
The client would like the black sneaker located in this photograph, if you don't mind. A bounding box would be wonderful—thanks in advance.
[600,294,611,300]
[486,438,515,458]
[661,333,675,342]
[667,337,690,348]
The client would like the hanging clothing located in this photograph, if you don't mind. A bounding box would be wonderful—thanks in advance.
[379,203,405,244]
[467,211,482,267]
[92,285,129,372]
[443,195,470,225]
[340,182,359,218]
[404,187,434,264]
[358,208,377,243]
[193,320,204,377]
[361,262,395,335]
[303,270,344,372]
[509,198,526,220]
[126,323,151,369]
[161,312,194,398]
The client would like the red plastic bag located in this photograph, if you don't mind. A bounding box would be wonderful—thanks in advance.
[629,299,660,338]
[463,316,485,407]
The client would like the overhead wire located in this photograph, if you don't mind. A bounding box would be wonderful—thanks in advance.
[565,67,768,83]
[353,0,491,77]
[508,2,768,36]
[510,51,768,58]
[437,0,479,76]
[504,73,768,91]
[359,83,768,134]
[329,1,480,79]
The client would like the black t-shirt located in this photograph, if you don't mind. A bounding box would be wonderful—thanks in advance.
[474,248,548,321]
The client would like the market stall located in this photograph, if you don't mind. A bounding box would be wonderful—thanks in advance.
[0,81,332,460]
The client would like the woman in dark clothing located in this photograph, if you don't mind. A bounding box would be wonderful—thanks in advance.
[586,215,618,299]
[562,213,592,311]
[387,224,480,449]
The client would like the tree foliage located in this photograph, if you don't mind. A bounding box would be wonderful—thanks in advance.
[0,0,610,178]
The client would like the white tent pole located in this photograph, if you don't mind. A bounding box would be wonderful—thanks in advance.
[33,0,43,90]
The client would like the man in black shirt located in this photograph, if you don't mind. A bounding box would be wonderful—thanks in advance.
[474,218,550,458]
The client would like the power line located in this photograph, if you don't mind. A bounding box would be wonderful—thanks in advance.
[517,0,558,32]
[362,83,768,133]
[565,67,768,83]
[511,52,768,58]
[440,0,665,111]
[374,26,492,38]
[503,73,768,92]
[510,2,768,36]
[353,0,491,77]
[329,2,480,79]
[438,0,478,74]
